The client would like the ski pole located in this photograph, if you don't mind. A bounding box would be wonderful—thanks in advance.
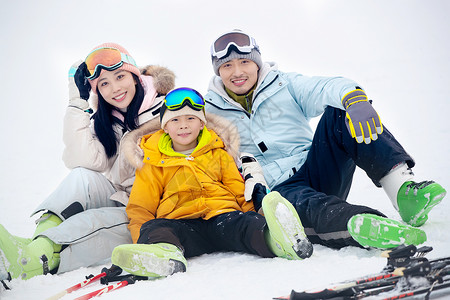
[74,276,136,300]
[46,272,107,300]
[46,265,122,300]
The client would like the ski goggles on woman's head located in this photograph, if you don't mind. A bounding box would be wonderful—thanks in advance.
[84,47,137,80]
[164,87,205,111]
[210,31,260,60]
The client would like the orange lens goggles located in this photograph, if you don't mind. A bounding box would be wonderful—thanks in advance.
[84,47,137,80]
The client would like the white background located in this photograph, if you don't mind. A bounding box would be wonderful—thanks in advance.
[1,0,449,299]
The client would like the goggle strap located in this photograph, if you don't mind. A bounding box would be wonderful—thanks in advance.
[85,62,124,80]
[166,99,204,111]
[85,47,137,80]
[164,88,205,108]
[211,31,259,59]
[121,53,137,67]
[168,100,204,112]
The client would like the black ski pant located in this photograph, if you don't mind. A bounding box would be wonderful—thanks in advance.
[137,211,275,258]
[273,107,414,249]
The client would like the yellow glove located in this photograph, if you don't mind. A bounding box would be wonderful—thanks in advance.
[342,89,383,144]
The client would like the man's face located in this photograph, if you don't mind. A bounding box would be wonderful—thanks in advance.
[218,58,259,95]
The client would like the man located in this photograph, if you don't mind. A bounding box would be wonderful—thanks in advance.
[205,29,446,249]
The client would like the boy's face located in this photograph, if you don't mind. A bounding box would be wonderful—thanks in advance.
[218,58,259,95]
[164,115,204,152]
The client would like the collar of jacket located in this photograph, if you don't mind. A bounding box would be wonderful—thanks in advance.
[158,127,211,157]
[141,127,223,166]
[224,85,256,113]
[122,113,241,170]
[111,76,160,123]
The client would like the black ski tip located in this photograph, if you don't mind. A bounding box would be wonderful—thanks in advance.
[170,259,187,274]
[294,239,314,259]
[384,244,417,259]
[416,246,433,255]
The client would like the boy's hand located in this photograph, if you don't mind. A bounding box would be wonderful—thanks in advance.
[240,153,270,211]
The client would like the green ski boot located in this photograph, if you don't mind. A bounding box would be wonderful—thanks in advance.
[0,224,59,280]
[111,243,187,278]
[0,214,62,280]
[347,214,427,249]
[262,191,313,260]
[397,181,446,227]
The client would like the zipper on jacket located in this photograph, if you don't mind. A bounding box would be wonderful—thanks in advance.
[252,74,279,101]
[245,95,251,113]
[205,99,251,118]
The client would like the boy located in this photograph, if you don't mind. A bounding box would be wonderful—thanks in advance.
[111,87,313,277]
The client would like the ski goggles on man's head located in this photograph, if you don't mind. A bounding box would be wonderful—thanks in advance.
[210,30,260,60]
[84,47,137,80]
[164,87,205,111]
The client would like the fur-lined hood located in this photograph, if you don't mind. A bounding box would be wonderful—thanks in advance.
[121,112,241,170]
[89,65,176,111]
[140,65,175,95]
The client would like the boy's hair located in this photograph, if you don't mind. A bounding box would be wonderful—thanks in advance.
[160,103,207,129]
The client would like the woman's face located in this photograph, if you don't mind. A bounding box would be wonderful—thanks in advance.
[97,69,136,110]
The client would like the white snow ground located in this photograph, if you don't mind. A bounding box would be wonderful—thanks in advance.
[1,0,449,299]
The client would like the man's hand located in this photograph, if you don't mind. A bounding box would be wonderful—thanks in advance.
[342,89,383,144]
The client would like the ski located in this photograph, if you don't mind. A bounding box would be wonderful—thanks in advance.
[274,245,450,300]
[277,263,431,300]
[380,262,450,300]
[273,245,427,300]
[382,280,450,300]
[345,263,450,300]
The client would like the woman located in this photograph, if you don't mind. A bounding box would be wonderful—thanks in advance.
[0,43,175,280]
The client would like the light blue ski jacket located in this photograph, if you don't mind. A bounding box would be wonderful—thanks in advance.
[205,62,361,189]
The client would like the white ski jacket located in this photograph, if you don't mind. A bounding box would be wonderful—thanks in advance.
[205,62,361,189]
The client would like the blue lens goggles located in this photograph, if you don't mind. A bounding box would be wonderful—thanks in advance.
[164,87,205,111]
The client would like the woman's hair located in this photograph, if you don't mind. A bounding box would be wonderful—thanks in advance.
[92,73,145,158]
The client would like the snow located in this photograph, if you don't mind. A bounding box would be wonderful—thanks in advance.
[275,202,302,243]
[1,0,450,299]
